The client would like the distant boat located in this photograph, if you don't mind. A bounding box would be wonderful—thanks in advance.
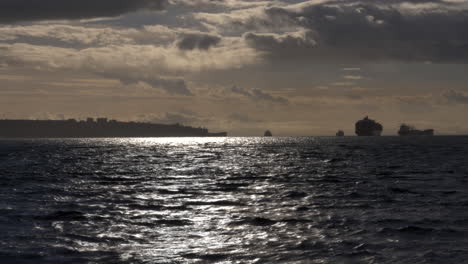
[336,130,344,136]
[264,130,272,137]
[355,116,383,136]
[398,124,434,136]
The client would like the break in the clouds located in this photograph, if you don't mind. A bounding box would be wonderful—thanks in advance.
[0,0,168,23]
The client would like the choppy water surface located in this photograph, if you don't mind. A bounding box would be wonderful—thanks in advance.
[1,137,468,263]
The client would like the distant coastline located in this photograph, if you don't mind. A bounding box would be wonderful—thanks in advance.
[0,118,227,138]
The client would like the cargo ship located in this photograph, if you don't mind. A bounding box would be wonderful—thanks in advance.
[355,116,383,136]
[0,118,227,138]
[398,124,434,136]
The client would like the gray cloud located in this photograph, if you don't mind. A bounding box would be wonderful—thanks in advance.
[176,33,221,50]
[227,112,261,123]
[151,112,198,125]
[241,0,468,63]
[119,75,193,96]
[250,88,288,104]
[231,85,252,97]
[244,31,315,59]
[138,110,209,125]
[442,89,468,104]
[230,85,288,104]
[158,112,197,124]
[397,96,435,113]
[0,0,168,23]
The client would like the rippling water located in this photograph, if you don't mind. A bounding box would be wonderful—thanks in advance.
[1,137,468,263]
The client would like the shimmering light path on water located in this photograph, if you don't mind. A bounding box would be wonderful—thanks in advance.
[1,137,468,263]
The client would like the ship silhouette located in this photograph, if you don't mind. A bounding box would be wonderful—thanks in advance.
[336,130,344,136]
[0,118,227,138]
[355,116,383,136]
[264,130,272,137]
[398,124,434,136]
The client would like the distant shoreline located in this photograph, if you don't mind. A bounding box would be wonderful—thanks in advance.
[0,119,227,138]
[1,135,466,139]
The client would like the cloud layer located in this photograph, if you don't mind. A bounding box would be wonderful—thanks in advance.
[197,0,468,63]
[231,85,288,104]
[0,24,257,95]
[1,0,468,135]
[442,89,468,104]
[0,0,168,23]
[176,33,221,50]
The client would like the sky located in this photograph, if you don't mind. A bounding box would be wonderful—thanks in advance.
[1,0,468,136]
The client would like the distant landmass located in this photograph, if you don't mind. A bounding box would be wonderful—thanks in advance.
[0,118,227,138]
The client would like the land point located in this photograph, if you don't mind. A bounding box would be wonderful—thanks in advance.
[0,118,227,138]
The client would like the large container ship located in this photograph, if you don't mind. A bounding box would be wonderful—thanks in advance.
[398,124,434,136]
[355,116,383,136]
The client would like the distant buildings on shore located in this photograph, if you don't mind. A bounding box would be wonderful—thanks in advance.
[0,118,227,138]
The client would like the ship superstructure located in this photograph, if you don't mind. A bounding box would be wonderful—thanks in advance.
[398,124,434,136]
[355,116,383,136]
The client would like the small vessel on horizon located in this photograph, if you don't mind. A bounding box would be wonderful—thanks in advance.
[355,116,383,136]
[264,130,273,137]
[398,124,434,136]
[336,130,344,136]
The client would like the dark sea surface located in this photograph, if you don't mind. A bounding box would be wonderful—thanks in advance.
[1,137,468,264]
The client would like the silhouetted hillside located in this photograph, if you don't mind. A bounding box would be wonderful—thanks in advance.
[0,118,227,138]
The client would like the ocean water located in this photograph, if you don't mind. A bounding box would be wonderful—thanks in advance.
[0,137,467,264]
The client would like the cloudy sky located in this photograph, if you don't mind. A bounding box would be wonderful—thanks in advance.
[1,0,468,135]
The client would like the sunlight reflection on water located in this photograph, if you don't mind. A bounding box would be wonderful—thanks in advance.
[1,137,468,263]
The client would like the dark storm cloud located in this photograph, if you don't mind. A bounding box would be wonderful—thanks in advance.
[243,1,468,63]
[176,33,221,50]
[0,0,168,23]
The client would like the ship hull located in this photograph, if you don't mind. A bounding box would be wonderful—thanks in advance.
[356,130,382,136]
[355,116,383,136]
